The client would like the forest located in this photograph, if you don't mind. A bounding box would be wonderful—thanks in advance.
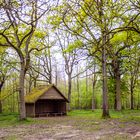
[0,0,140,139]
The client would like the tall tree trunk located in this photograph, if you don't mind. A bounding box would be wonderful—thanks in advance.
[55,64,58,86]
[48,47,52,84]
[49,75,52,84]
[98,0,110,118]
[114,94,117,110]
[76,65,80,109]
[0,100,2,113]
[0,81,4,113]
[67,74,72,111]
[92,77,96,111]
[0,88,2,113]
[0,87,2,113]
[85,69,88,109]
[115,72,121,111]
[137,92,140,110]
[12,81,15,113]
[77,75,80,109]
[112,58,121,111]
[92,81,95,111]
[34,79,37,88]
[102,47,110,118]
[19,63,26,120]
[28,76,32,93]
[130,83,134,109]
[92,63,96,111]
[64,73,67,94]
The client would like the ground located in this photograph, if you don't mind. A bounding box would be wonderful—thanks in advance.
[0,110,140,140]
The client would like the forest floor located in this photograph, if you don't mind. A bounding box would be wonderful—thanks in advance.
[0,110,140,140]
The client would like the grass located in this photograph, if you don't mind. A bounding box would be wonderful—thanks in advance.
[68,109,140,120]
[0,112,35,127]
[0,109,139,127]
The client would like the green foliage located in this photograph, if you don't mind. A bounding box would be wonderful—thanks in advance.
[47,15,62,30]
[108,78,115,108]
[66,40,83,52]
[1,79,19,113]
[1,0,140,118]
[110,31,128,45]
[34,30,47,39]
[71,78,102,109]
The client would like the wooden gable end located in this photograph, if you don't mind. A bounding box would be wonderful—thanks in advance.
[39,87,64,100]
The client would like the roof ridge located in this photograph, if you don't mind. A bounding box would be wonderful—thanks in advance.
[25,84,69,103]
[25,84,53,103]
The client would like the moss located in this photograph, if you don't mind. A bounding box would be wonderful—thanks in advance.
[25,84,53,103]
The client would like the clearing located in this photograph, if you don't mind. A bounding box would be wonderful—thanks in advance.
[0,110,140,140]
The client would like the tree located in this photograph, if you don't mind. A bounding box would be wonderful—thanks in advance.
[59,0,117,117]
[30,48,53,84]
[127,45,140,109]
[0,50,10,113]
[56,32,79,111]
[90,61,97,111]
[108,32,130,111]
[0,0,50,120]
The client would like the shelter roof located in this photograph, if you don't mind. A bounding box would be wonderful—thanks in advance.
[25,84,69,103]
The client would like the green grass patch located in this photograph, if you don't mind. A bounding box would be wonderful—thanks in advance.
[0,112,36,127]
[68,109,140,119]
[0,109,139,127]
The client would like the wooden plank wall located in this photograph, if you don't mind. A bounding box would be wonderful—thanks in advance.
[39,87,64,100]
[26,103,34,117]
[35,100,66,114]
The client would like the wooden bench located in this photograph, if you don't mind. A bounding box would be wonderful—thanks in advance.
[36,112,66,117]
[36,112,50,117]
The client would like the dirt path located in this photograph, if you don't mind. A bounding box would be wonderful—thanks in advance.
[0,117,140,140]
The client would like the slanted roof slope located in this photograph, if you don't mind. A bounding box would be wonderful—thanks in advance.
[25,84,69,103]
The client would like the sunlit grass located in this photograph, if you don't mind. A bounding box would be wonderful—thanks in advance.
[0,109,139,127]
[68,109,140,118]
[0,112,35,127]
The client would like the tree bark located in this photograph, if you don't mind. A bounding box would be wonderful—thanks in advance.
[34,79,37,88]
[92,63,96,111]
[92,77,96,111]
[48,47,52,84]
[85,69,88,109]
[55,64,58,86]
[77,75,80,109]
[67,74,72,111]
[137,92,140,110]
[0,81,4,113]
[112,57,121,111]
[0,100,2,113]
[92,81,95,111]
[76,65,80,109]
[115,74,121,111]
[28,76,32,93]
[19,63,26,120]
[0,87,2,113]
[102,47,110,118]
[115,70,121,111]
[97,0,110,118]
[130,83,134,109]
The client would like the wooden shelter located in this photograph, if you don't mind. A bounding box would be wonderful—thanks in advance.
[25,84,69,117]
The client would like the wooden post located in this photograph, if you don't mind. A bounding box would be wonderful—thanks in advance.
[34,103,35,117]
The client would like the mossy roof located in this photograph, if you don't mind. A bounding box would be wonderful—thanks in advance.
[25,84,69,103]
